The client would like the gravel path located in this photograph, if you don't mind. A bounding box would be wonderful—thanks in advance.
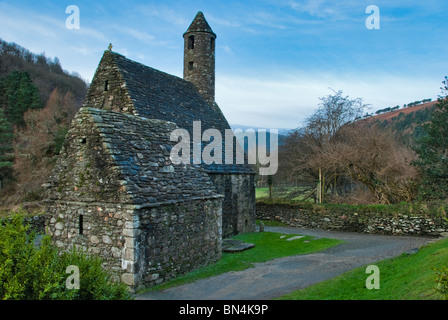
[135,226,438,300]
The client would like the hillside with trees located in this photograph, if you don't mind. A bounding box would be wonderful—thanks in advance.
[0,39,88,209]
[360,100,437,143]
[273,80,446,205]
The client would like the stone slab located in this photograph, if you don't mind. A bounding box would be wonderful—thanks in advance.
[286,235,305,241]
[222,239,255,253]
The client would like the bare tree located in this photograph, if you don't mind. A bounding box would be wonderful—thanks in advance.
[305,89,367,144]
[279,89,418,204]
[302,89,367,202]
[308,124,419,204]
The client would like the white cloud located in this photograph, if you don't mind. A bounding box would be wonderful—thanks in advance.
[216,71,441,129]
[207,14,241,28]
[221,45,233,55]
[120,27,155,44]
[288,0,348,19]
[136,4,189,26]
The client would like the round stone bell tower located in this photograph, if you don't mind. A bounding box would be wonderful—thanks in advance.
[183,11,216,106]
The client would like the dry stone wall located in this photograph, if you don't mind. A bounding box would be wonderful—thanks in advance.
[257,202,448,237]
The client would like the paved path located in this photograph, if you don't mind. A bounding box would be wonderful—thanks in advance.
[136,226,438,300]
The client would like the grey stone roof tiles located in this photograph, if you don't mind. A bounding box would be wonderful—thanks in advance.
[108,51,254,174]
[184,11,216,36]
[68,107,222,206]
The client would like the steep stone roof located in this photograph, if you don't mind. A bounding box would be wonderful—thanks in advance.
[111,52,225,132]
[184,11,216,36]
[47,107,222,206]
[86,51,254,174]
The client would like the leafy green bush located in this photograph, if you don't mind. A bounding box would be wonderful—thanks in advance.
[60,248,132,300]
[0,215,132,300]
[434,266,448,300]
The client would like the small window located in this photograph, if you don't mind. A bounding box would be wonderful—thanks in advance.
[188,35,195,50]
[81,138,86,144]
[211,37,215,49]
[104,80,110,91]
[188,61,194,71]
[78,215,84,235]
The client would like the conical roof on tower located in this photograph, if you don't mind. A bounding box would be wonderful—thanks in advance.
[184,11,216,37]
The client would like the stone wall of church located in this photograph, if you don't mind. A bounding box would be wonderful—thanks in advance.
[134,198,222,290]
[46,197,223,292]
[83,51,136,114]
[45,201,134,285]
[209,173,256,238]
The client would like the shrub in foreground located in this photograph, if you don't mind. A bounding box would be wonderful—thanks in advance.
[434,266,448,300]
[0,215,132,300]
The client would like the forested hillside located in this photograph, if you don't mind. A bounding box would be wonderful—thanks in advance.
[0,39,88,209]
[360,101,437,143]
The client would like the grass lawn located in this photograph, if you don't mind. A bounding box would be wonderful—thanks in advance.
[256,187,269,199]
[140,231,342,293]
[277,237,448,300]
[256,186,314,202]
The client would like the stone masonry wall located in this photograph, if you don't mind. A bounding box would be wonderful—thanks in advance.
[134,198,222,290]
[46,201,135,283]
[256,202,448,237]
[209,173,256,238]
[83,51,136,115]
[46,197,222,292]
[183,30,216,106]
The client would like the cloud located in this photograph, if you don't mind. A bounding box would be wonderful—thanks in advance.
[288,0,348,19]
[207,14,241,28]
[216,71,441,129]
[136,4,189,26]
[221,45,233,55]
[120,27,155,44]
[247,11,289,30]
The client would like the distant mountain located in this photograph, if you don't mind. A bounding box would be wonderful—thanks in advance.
[229,124,291,153]
[357,100,438,142]
[230,124,292,136]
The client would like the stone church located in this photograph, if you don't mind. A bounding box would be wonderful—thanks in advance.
[45,12,255,291]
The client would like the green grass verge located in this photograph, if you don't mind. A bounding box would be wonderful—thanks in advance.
[256,187,313,202]
[140,231,342,293]
[277,237,448,300]
[256,187,269,199]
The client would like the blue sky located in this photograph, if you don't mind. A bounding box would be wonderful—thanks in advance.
[0,0,447,129]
